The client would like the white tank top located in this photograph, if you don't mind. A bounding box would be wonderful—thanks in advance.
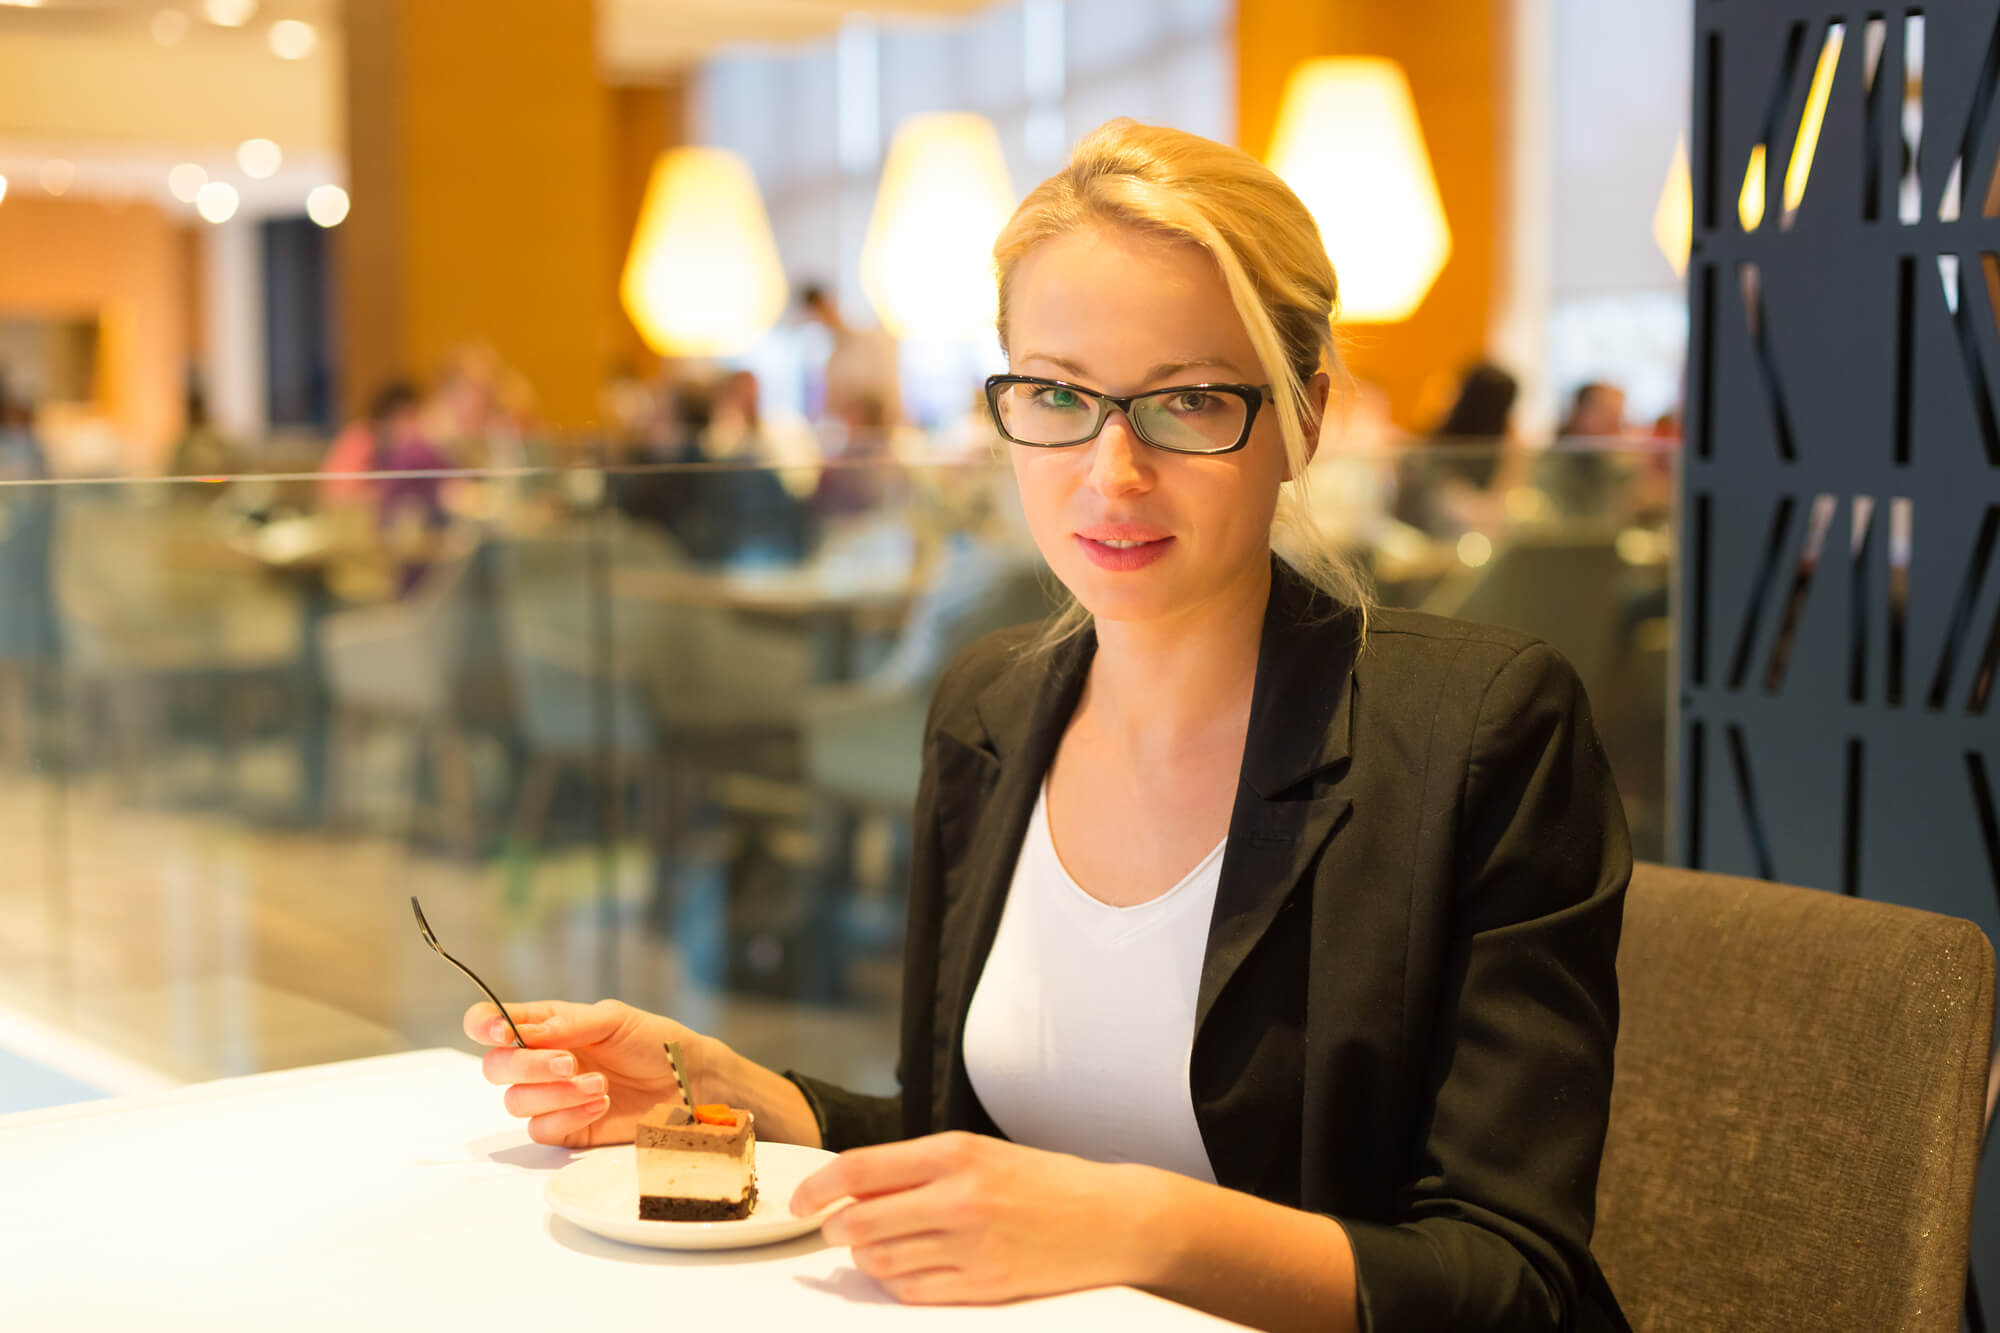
[961,782,1225,1184]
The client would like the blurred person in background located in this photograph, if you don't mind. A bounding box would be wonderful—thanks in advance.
[165,384,243,480]
[319,381,454,589]
[801,282,901,435]
[427,345,504,467]
[1395,359,1519,534]
[1559,382,1627,441]
[810,388,902,521]
[0,371,47,479]
[1538,380,1631,520]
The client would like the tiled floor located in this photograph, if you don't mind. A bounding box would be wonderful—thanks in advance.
[0,763,904,1106]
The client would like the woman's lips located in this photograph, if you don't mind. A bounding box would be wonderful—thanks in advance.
[1074,533,1175,571]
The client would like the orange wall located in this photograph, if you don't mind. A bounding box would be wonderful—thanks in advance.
[1238,0,1507,431]
[0,196,188,464]
[343,0,615,428]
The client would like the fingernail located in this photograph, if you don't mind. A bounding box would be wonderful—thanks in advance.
[550,1054,576,1078]
[577,1073,607,1095]
[489,1020,512,1042]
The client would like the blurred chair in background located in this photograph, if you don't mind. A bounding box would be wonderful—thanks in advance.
[321,531,513,856]
[53,492,303,802]
[0,386,59,768]
[801,535,1057,950]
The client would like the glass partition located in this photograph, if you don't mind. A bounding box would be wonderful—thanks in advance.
[0,439,1675,1107]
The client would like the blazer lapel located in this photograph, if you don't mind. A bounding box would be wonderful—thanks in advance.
[1194,562,1361,1042]
[928,628,1094,1133]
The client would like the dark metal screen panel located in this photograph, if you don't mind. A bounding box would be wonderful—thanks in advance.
[1681,3,2000,1322]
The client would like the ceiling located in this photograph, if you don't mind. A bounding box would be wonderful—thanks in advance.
[0,0,1004,214]
[599,0,1000,78]
[0,0,1000,73]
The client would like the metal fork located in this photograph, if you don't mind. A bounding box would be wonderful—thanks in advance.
[411,896,527,1048]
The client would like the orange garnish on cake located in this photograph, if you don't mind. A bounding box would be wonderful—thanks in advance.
[692,1104,739,1127]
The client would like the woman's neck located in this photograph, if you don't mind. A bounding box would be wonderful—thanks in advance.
[1080,558,1272,757]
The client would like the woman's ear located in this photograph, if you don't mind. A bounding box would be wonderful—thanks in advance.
[1287,371,1333,480]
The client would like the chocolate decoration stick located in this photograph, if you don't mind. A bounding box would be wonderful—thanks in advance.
[664,1041,693,1111]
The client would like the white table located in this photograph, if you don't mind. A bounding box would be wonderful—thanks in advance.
[0,1049,1246,1331]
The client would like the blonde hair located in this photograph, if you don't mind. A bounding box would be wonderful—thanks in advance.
[993,118,1372,646]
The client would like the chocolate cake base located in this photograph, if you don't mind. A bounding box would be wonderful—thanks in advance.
[639,1182,757,1222]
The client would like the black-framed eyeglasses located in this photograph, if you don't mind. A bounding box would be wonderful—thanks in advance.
[984,374,1270,456]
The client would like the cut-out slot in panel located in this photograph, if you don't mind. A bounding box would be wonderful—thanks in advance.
[1941,254,2000,464]
[1744,22,1809,232]
[1927,504,2000,709]
[1970,608,1999,714]
[1696,264,1718,460]
[1730,496,1798,691]
[1731,496,1799,691]
[1895,255,1916,464]
[1685,720,1707,868]
[1739,262,1799,461]
[1848,497,1878,702]
[1782,22,1845,229]
[1842,738,1864,897]
[1889,497,1912,706]
[1765,493,1840,693]
[1901,12,1925,225]
[1864,16,1889,221]
[1726,724,1777,882]
[1703,33,1723,233]
[1967,751,2000,919]
[1693,492,1712,687]
[1950,0,2000,222]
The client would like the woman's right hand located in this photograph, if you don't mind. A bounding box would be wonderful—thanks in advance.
[462,999,711,1148]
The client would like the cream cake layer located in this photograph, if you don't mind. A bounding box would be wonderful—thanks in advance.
[635,1103,757,1220]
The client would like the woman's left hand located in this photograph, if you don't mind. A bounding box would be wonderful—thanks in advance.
[789,1132,1158,1305]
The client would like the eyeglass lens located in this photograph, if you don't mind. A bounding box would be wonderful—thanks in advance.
[993,381,1249,453]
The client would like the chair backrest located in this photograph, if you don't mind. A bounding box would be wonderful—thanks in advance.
[1419,531,1628,697]
[1594,863,1996,1333]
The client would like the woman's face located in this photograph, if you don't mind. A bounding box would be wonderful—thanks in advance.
[1003,223,1297,628]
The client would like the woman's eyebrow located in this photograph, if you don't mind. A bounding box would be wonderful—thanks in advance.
[1020,354,1245,382]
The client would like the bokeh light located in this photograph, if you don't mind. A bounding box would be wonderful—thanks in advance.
[203,0,256,28]
[168,162,208,202]
[237,138,283,180]
[268,19,315,60]
[196,180,240,223]
[306,184,350,228]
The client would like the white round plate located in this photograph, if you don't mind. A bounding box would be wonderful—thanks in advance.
[546,1142,841,1251]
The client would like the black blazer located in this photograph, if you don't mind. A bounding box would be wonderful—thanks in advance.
[789,558,1632,1333]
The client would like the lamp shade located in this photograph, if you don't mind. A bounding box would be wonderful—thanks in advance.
[1265,57,1452,324]
[1655,137,1692,277]
[860,112,1017,340]
[620,147,787,357]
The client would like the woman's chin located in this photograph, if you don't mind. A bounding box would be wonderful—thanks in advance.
[1058,574,1180,626]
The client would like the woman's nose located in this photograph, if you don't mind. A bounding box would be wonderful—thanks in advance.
[1088,410,1154,497]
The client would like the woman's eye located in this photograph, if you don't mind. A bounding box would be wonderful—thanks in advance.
[1034,388,1084,410]
[1171,392,1214,413]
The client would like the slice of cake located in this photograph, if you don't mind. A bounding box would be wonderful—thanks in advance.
[636,1101,757,1221]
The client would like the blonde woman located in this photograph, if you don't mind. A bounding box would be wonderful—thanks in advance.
[469,121,1631,1333]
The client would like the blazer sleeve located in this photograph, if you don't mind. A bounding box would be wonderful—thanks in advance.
[1341,641,1632,1333]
